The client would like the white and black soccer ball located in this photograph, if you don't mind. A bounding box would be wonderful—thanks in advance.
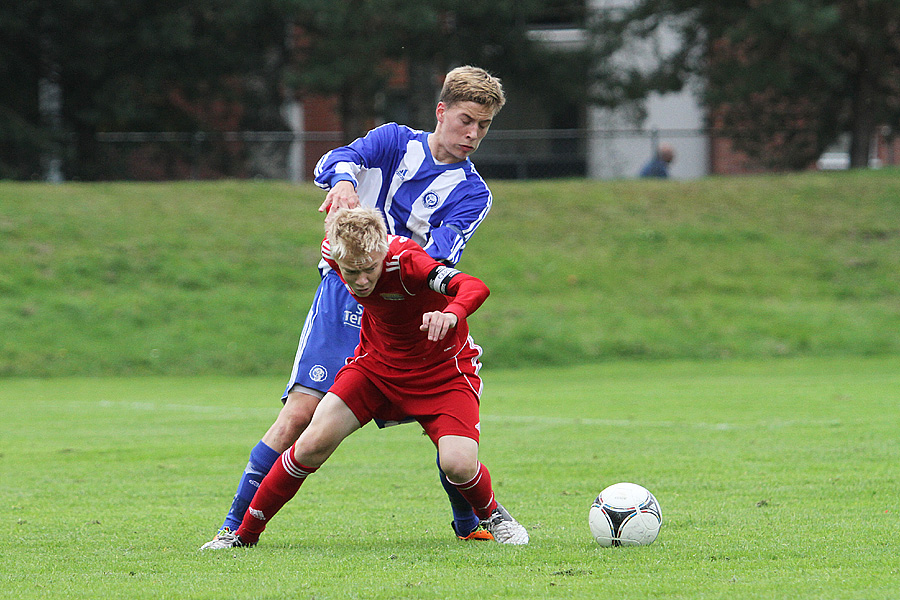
[589,482,662,547]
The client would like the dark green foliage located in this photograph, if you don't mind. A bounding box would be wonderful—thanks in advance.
[0,1,291,179]
[0,1,591,177]
[287,0,591,139]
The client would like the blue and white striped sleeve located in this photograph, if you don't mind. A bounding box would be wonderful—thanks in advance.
[313,123,398,191]
[313,148,363,190]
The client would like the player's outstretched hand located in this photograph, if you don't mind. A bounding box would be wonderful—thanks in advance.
[420,311,458,342]
[320,181,360,227]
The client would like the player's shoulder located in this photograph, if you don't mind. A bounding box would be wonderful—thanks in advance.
[368,122,424,144]
[390,122,426,138]
[358,123,426,159]
[450,166,492,202]
[387,236,438,284]
[388,235,431,262]
[321,237,334,260]
[320,237,341,272]
[464,160,490,184]
[387,234,418,254]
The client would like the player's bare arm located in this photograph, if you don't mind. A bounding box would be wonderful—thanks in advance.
[420,311,458,342]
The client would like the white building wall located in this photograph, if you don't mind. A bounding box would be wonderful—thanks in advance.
[588,90,709,180]
[587,0,709,180]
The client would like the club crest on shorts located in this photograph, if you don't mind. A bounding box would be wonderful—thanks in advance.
[308,365,327,383]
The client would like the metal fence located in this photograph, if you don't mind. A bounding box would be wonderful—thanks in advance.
[92,127,722,181]
[95,130,343,182]
[473,129,590,179]
[88,126,896,182]
[93,129,605,181]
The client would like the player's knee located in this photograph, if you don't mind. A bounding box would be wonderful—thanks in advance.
[439,452,478,484]
[264,394,318,449]
[282,392,320,428]
[292,428,337,466]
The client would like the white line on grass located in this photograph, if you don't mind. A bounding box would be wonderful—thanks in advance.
[74,400,843,431]
[479,414,843,430]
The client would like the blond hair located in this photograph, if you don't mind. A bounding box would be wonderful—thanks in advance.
[439,66,506,115]
[327,207,389,264]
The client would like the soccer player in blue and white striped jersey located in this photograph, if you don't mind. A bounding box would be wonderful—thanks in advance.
[202,66,506,549]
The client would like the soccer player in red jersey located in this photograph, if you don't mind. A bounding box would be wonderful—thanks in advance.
[202,207,528,547]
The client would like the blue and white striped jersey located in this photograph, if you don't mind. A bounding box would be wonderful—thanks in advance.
[314,122,492,266]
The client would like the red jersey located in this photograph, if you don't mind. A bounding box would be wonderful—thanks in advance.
[322,235,489,370]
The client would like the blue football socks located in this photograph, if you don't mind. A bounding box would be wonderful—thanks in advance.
[221,441,281,531]
[436,452,480,536]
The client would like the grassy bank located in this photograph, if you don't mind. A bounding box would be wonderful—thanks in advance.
[2,171,899,376]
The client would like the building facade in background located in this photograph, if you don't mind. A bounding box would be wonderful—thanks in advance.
[92,0,899,182]
[280,1,728,181]
[279,0,897,181]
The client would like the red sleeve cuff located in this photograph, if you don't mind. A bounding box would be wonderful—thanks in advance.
[444,303,467,324]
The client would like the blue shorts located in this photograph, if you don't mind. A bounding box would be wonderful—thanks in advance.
[282,269,363,400]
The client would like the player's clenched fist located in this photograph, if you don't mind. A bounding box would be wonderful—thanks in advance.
[420,311,458,342]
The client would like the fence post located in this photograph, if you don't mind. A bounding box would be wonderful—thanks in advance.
[283,99,304,183]
[191,132,205,180]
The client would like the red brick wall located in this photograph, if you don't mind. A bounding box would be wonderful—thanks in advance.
[708,136,767,175]
[301,95,342,178]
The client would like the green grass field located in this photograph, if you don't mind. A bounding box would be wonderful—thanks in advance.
[2,357,898,599]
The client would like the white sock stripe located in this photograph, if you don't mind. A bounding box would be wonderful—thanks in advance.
[452,462,483,490]
[281,452,313,480]
[459,472,481,491]
[477,492,495,512]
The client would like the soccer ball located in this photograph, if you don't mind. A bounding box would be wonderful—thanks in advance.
[589,482,662,547]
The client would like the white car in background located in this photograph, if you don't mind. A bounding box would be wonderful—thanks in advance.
[816,152,882,170]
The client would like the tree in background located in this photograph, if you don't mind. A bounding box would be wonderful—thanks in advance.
[444,1,593,132]
[592,0,900,170]
[0,0,589,179]
[1,0,290,179]
[287,0,591,142]
[0,1,50,179]
[285,0,442,143]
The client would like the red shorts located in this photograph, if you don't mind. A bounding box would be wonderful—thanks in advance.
[329,340,483,445]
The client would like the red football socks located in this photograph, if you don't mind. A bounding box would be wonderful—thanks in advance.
[235,445,318,543]
[446,462,498,520]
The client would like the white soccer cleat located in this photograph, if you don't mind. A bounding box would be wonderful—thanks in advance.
[484,504,529,545]
[199,528,253,550]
